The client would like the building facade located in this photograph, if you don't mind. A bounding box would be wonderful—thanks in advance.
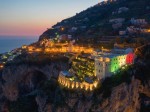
[95,52,134,80]
[58,48,135,91]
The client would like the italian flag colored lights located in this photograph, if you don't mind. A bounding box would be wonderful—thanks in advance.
[110,53,134,73]
[126,53,134,64]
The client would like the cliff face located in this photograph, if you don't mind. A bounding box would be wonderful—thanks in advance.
[0,45,149,112]
[100,78,142,112]
[31,78,149,112]
[1,65,149,112]
[1,60,69,102]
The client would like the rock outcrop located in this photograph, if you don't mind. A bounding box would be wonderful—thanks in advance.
[1,61,69,101]
[100,77,141,112]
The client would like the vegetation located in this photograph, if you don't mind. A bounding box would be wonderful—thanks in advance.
[40,0,150,42]
[9,96,38,112]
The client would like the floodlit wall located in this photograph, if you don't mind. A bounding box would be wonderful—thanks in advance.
[95,53,134,80]
[95,57,111,79]
[126,53,134,64]
[58,73,98,91]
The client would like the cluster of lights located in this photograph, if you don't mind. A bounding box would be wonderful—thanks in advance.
[72,56,95,77]
[23,44,93,54]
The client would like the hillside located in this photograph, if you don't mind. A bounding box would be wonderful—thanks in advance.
[0,43,149,112]
[39,0,150,42]
[0,0,150,112]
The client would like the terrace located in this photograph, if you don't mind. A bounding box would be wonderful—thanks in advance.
[58,71,99,91]
[57,54,99,91]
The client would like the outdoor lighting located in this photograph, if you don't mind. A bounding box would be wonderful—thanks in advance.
[0,65,4,68]
[122,67,125,69]
[65,83,68,87]
[76,83,79,88]
[61,27,64,31]
[71,83,74,89]
[22,45,27,49]
[90,85,93,91]
[68,84,70,88]
[80,84,83,89]
[94,82,98,88]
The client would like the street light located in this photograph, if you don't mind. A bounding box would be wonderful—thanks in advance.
[102,46,104,53]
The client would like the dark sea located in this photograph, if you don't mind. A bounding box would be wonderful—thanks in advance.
[0,36,38,54]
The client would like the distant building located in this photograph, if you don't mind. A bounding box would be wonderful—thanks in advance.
[109,18,125,24]
[112,23,122,29]
[112,47,134,54]
[119,31,126,36]
[59,34,70,41]
[130,18,147,26]
[127,26,150,34]
[68,27,78,33]
[98,36,116,44]
[118,7,129,14]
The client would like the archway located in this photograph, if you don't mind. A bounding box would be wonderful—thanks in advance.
[19,70,47,95]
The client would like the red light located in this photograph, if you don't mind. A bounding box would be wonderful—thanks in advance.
[126,53,134,64]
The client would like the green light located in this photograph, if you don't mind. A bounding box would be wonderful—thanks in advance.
[110,57,119,72]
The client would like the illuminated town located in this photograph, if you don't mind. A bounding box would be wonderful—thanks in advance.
[0,37,135,91]
[9,38,133,91]
[0,0,150,111]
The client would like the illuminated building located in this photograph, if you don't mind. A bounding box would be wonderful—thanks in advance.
[95,52,134,80]
[22,45,27,49]
[126,53,134,64]
[58,55,98,91]
[58,47,135,91]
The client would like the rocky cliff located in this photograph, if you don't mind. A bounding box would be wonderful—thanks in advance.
[0,45,149,112]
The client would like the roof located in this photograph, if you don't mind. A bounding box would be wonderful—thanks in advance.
[84,77,93,84]
[96,53,126,59]
[60,71,73,78]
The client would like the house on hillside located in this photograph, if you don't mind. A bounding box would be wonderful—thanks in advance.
[130,18,148,26]
[118,7,129,14]
[119,31,126,36]
[109,18,125,24]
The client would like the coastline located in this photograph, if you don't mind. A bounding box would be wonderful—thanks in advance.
[0,36,38,54]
